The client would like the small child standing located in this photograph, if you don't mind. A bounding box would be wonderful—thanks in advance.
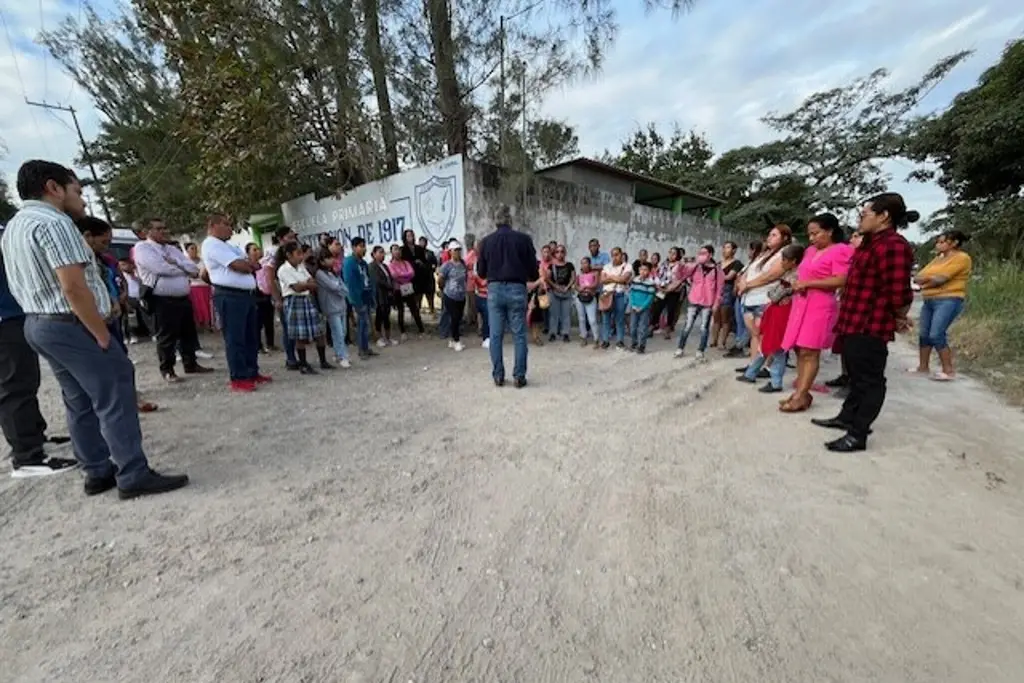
[737,243,805,393]
[628,262,658,353]
[277,242,333,374]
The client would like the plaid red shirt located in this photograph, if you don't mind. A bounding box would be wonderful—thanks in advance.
[834,228,915,341]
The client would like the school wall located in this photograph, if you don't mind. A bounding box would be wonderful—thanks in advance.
[462,159,743,260]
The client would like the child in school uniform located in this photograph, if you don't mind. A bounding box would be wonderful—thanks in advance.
[628,262,658,353]
[472,264,490,349]
[277,242,333,374]
[736,243,805,394]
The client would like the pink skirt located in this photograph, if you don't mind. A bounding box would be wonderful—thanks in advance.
[190,284,213,328]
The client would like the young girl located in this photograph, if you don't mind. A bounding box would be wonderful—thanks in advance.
[369,245,395,347]
[312,248,352,368]
[736,243,805,395]
[575,257,599,346]
[437,240,468,352]
[277,242,332,374]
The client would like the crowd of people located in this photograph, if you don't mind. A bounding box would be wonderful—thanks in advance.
[0,157,973,500]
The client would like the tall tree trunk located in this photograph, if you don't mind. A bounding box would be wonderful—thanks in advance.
[362,0,399,175]
[425,0,467,155]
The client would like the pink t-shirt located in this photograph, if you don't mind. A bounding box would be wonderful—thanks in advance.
[577,270,598,291]
[389,259,415,285]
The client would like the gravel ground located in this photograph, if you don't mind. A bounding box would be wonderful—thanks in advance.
[2,322,1023,683]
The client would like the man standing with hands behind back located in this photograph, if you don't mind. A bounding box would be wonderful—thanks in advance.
[476,204,538,388]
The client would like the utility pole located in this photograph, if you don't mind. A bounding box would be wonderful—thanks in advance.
[498,15,506,169]
[521,67,528,210]
[25,99,113,223]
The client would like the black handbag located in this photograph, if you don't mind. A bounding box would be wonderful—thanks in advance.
[137,275,159,313]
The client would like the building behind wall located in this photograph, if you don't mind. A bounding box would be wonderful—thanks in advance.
[464,157,743,260]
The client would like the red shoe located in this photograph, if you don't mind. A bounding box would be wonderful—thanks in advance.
[230,379,257,393]
[254,374,273,385]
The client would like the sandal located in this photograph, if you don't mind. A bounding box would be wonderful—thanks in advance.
[931,371,955,382]
[779,393,813,413]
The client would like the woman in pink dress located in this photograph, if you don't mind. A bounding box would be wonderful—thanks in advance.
[779,213,854,412]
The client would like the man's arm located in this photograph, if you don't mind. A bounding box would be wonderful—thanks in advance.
[476,241,488,280]
[134,243,190,277]
[524,237,540,282]
[881,241,915,325]
[55,265,110,348]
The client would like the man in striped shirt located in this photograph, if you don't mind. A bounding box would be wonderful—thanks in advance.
[0,160,188,499]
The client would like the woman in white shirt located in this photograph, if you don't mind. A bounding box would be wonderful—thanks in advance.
[735,224,793,365]
[598,247,633,349]
[277,243,332,374]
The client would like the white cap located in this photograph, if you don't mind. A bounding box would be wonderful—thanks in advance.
[448,239,463,251]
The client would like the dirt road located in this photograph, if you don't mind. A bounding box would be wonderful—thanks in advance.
[2,329,1022,682]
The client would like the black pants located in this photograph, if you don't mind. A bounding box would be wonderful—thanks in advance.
[151,294,199,374]
[255,295,275,348]
[662,291,683,330]
[375,298,392,336]
[444,295,466,343]
[0,317,48,466]
[837,334,889,440]
[397,294,425,334]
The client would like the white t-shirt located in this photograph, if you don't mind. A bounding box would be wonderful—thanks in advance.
[202,237,257,290]
[742,251,783,307]
[124,273,140,299]
[278,261,312,297]
[601,262,632,293]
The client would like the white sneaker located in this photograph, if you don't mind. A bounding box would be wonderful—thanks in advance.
[673,349,684,358]
[376,339,388,348]
[481,338,490,349]
[390,339,400,346]
[447,340,455,349]
[128,336,139,345]
[695,351,705,361]
[11,456,79,479]
[339,358,351,368]
[195,350,214,360]
[453,341,465,352]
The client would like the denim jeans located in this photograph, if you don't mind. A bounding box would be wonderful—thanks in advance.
[733,296,749,347]
[354,305,371,352]
[326,313,350,360]
[600,292,627,344]
[630,307,652,347]
[576,297,598,340]
[676,305,713,352]
[918,297,964,351]
[744,350,787,389]
[487,282,528,381]
[214,288,259,381]
[24,315,150,488]
[476,296,490,339]
[548,293,573,336]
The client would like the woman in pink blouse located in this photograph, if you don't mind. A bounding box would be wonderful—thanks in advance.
[779,213,854,412]
[389,244,425,338]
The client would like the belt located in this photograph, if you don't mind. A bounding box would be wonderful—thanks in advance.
[215,286,257,295]
[30,313,119,324]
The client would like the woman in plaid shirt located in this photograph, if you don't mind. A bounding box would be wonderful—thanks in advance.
[812,193,918,453]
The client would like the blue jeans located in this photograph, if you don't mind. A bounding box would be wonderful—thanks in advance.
[476,296,489,339]
[919,297,964,351]
[676,305,713,352]
[733,296,749,347]
[548,293,573,336]
[326,312,350,360]
[601,292,627,344]
[24,316,150,488]
[576,297,598,340]
[354,304,371,352]
[630,307,651,347]
[745,350,787,389]
[487,282,528,381]
[214,288,259,381]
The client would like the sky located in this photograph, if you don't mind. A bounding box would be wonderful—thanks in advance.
[2,0,1023,239]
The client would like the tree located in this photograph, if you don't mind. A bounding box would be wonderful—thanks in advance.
[906,40,1024,259]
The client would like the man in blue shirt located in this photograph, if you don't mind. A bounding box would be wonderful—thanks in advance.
[476,205,538,388]
[0,253,75,477]
[343,237,376,358]
[587,239,611,270]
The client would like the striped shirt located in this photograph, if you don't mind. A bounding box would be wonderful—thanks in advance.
[0,200,112,317]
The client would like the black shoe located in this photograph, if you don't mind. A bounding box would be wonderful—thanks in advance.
[319,361,336,370]
[494,377,505,387]
[736,375,756,384]
[84,473,117,496]
[811,416,852,431]
[10,456,78,479]
[118,469,190,500]
[562,335,570,343]
[724,347,745,358]
[367,349,380,357]
[825,375,849,388]
[758,383,782,393]
[630,343,638,352]
[601,342,610,349]
[299,364,319,375]
[548,334,556,342]
[826,435,867,453]
[615,342,625,350]
[638,345,646,354]
[514,377,528,389]
[286,362,301,371]
[735,366,748,373]
[756,369,770,379]
[45,435,71,445]
[183,364,214,375]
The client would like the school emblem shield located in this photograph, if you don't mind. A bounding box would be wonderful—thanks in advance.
[414,175,457,246]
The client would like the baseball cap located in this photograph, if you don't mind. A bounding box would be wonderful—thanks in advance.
[448,239,463,251]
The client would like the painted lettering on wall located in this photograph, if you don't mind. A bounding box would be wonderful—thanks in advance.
[290,198,389,233]
[299,216,407,249]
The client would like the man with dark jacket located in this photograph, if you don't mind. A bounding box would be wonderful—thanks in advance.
[476,205,539,388]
